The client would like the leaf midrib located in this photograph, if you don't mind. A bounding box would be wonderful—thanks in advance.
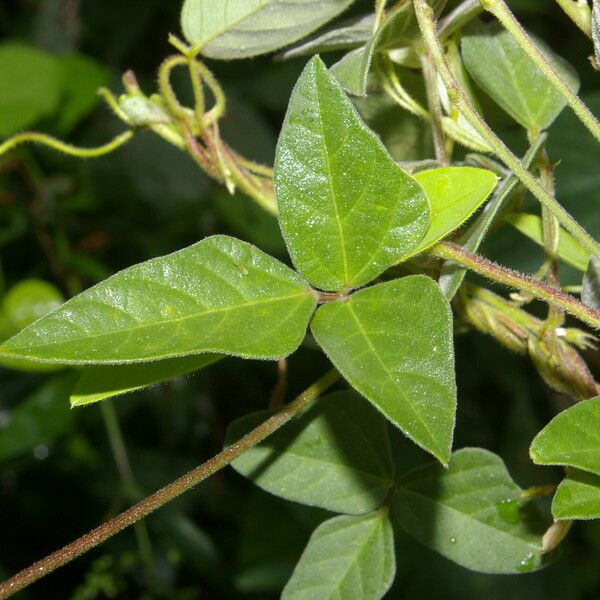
[3,291,311,353]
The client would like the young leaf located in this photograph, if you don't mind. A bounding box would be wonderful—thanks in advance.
[530,396,600,476]
[278,14,374,61]
[393,448,548,574]
[331,0,446,96]
[226,392,394,514]
[505,212,590,272]
[275,56,430,292]
[582,256,600,310]
[0,374,77,461]
[404,167,498,258]
[311,276,456,464]
[462,20,580,132]
[0,43,63,137]
[180,0,355,60]
[282,512,395,600]
[70,354,220,407]
[553,469,600,521]
[0,236,317,365]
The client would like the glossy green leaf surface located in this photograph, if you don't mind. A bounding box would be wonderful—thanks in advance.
[226,392,394,514]
[282,512,395,600]
[530,396,600,476]
[582,257,600,310]
[0,236,317,365]
[0,375,77,461]
[0,43,63,137]
[70,354,220,407]
[180,0,355,59]
[278,14,374,60]
[275,57,429,292]
[311,276,456,463]
[505,212,590,271]
[462,21,580,132]
[404,167,498,258]
[393,448,548,574]
[553,469,600,521]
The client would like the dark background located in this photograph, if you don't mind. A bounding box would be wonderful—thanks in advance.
[1,0,599,598]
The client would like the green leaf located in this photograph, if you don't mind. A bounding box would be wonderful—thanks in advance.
[530,396,600,476]
[180,0,355,60]
[462,20,580,132]
[311,276,456,463]
[0,374,77,461]
[404,167,498,258]
[553,469,600,520]
[330,44,378,97]
[331,0,446,96]
[278,14,374,60]
[2,279,64,331]
[0,43,63,137]
[505,212,590,272]
[275,56,429,292]
[0,236,317,365]
[582,257,600,310]
[438,137,546,300]
[226,391,394,514]
[70,354,220,407]
[393,448,548,574]
[282,512,395,600]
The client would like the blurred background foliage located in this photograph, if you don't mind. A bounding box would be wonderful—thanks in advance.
[0,0,600,598]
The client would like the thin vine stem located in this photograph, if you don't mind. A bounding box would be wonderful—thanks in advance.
[481,0,600,142]
[0,131,134,159]
[431,241,600,331]
[0,369,339,599]
[413,0,600,260]
[420,51,450,164]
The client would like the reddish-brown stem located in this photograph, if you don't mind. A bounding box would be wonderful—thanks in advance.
[0,370,339,599]
[432,241,600,331]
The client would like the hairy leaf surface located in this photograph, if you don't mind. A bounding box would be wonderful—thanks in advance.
[282,512,395,600]
[553,469,600,520]
[393,448,548,574]
[311,276,456,463]
[275,56,429,291]
[226,392,394,514]
[530,396,600,476]
[0,236,317,365]
[181,0,355,59]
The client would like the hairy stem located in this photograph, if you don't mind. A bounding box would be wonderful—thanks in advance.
[482,0,600,142]
[0,370,339,599]
[432,241,600,331]
[413,0,600,259]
